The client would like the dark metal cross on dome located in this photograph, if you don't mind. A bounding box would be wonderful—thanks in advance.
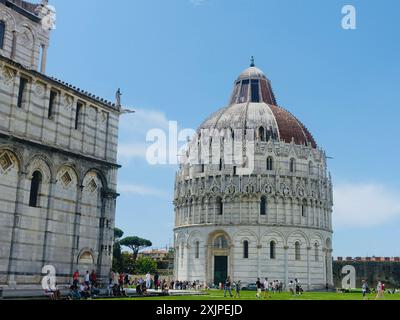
[250,56,255,67]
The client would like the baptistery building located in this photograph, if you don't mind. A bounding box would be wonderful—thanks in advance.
[173,60,333,290]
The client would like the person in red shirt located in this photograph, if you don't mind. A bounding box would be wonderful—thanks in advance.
[73,270,79,286]
[90,270,97,285]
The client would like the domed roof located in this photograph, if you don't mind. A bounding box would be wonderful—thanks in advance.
[238,66,267,81]
[199,59,317,148]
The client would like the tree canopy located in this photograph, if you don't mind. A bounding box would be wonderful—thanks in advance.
[135,257,157,274]
[119,236,152,260]
[114,227,124,240]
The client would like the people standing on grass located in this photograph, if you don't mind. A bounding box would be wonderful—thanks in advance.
[84,271,90,286]
[256,278,262,299]
[295,278,302,295]
[234,280,241,298]
[108,270,114,285]
[289,280,295,295]
[375,280,384,300]
[224,276,233,297]
[119,272,124,287]
[278,280,283,293]
[145,271,151,289]
[263,278,270,299]
[361,280,369,300]
[154,273,160,290]
[124,273,129,287]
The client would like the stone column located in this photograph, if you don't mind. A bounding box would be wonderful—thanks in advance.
[7,170,27,287]
[185,243,191,281]
[11,31,17,60]
[70,184,83,280]
[239,196,242,224]
[248,198,252,223]
[222,199,226,224]
[205,199,209,224]
[174,244,178,280]
[42,178,56,265]
[97,189,118,281]
[257,244,262,278]
[307,246,311,290]
[188,201,192,225]
[40,45,48,74]
[322,248,327,285]
[284,245,289,287]
[326,249,333,285]
[283,199,287,224]
[198,200,201,224]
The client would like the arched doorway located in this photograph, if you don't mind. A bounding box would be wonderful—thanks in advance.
[206,231,232,286]
[77,250,95,274]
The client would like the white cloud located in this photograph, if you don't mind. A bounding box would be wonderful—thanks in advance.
[118,184,169,198]
[119,108,169,135]
[118,143,148,160]
[333,183,400,229]
[118,108,172,162]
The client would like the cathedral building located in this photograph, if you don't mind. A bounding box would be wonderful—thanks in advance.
[0,0,121,288]
[173,60,334,290]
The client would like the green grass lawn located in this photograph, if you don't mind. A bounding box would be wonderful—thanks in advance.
[108,290,400,301]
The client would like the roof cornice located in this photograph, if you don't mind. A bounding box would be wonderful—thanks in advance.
[0,54,121,113]
[1,0,41,23]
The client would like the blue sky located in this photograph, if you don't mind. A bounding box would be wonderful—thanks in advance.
[46,0,400,257]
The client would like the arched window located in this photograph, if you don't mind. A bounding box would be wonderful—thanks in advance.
[216,197,223,215]
[326,238,332,251]
[260,196,267,216]
[267,157,273,171]
[0,21,5,49]
[295,242,301,261]
[290,158,296,173]
[195,241,200,259]
[258,127,265,141]
[228,128,234,140]
[270,241,276,259]
[75,102,83,130]
[301,200,307,217]
[214,235,228,249]
[243,240,249,259]
[29,171,42,207]
[314,243,319,261]
[78,251,94,265]
[219,159,223,171]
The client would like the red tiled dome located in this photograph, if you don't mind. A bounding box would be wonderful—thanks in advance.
[269,104,317,148]
[199,62,317,148]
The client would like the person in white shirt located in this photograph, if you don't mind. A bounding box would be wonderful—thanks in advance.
[375,280,383,300]
[145,272,151,289]
[84,271,90,286]
[263,278,270,299]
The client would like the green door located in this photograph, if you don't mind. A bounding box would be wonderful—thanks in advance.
[214,256,228,286]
